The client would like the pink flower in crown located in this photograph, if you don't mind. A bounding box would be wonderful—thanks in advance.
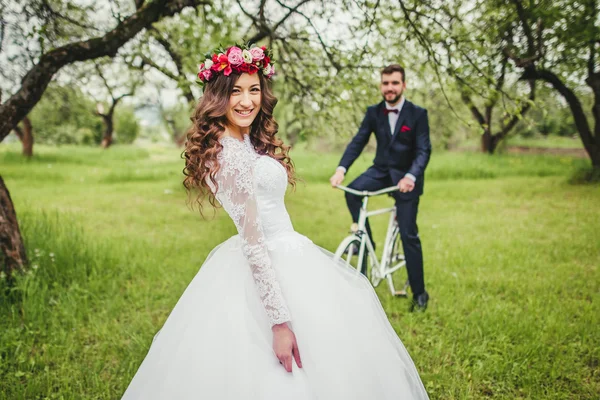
[227,46,244,66]
[200,69,213,81]
[249,47,264,61]
[263,63,275,78]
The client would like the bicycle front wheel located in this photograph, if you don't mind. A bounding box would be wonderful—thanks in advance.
[385,226,410,297]
[333,235,373,278]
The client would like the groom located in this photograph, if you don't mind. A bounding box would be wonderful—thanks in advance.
[330,64,431,311]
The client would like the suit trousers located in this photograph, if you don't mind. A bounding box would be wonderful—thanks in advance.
[345,168,425,297]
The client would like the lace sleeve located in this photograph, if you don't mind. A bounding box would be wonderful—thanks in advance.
[214,142,291,326]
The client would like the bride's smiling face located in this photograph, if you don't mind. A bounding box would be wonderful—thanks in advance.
[226,73,262,129]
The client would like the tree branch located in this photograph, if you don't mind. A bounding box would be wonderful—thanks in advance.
[0,17,5,55]
[460,90,486,127]
[109,92,132,115]
[274,0,340,70]
[39,0,102,33]
[236,0,260,25]
[94,63,116,100]
[482,55,509,125]
[247,0,312,44]
[0,0,209,142]
[494,55,508,94]
[150,28,184,75]
[258,0,267,22]
[398,0,468,124]
[140,55,178,80]
[509,0,535,56]
[505,0,545,67]
[353,0,380,60]
[521,67,597,156]
[497,79,535,141]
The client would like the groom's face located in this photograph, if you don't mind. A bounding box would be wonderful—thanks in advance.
[380,72,405,105]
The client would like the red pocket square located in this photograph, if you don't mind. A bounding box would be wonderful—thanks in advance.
[400,125,411,132]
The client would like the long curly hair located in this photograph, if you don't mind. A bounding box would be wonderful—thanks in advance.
[183,72,296,214]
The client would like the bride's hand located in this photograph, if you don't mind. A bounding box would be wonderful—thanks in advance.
[272,323,302,372]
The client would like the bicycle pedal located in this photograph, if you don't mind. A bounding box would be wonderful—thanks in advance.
[394,290,408,297]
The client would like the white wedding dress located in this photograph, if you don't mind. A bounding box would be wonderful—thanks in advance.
[121,134,429,399]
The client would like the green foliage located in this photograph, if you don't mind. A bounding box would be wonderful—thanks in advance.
[141,0,243,97]
[360,0,597,156]
[0,144,598,399]
[160,101,194,141]
[114,106,140,144]
[28,84,103,145]
[526,88,593,138]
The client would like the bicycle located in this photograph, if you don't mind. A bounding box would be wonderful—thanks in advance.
[333,185,410,297]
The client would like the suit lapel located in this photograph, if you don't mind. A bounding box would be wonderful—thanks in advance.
[392,100,412,139]
[377,102,393,137]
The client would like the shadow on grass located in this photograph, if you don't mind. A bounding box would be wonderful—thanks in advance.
[569,166,600,185]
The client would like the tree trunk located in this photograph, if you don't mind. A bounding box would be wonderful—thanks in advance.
[481,129,499,154]
[100,114,114,148]
[175,134,186,147]
[101,134,113,148]
[0,175,28,280]
[12,117,34,157]
[21,117,34,157]
[166,118,186,146]
[586,70,600,169]
[589,145,600,169]
[521,67,600,168]
[0,0,207,143]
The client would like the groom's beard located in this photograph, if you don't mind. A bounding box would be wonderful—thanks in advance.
[382,93,402,104]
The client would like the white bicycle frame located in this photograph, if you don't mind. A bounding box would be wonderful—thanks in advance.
[334,185,408,296]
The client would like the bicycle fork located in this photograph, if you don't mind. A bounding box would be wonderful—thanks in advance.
[355,196,375,275]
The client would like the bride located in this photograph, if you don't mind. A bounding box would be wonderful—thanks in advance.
[121,44,429,399]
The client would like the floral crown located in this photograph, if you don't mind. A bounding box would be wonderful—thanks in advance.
[197,43,275,84]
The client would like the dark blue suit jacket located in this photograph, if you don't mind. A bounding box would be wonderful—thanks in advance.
[338,100,432,199]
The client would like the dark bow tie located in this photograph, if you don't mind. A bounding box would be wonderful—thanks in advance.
[384,108,399,115]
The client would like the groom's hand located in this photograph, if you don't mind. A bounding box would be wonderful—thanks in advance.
[330,169,345,187]
[398,177,415,193]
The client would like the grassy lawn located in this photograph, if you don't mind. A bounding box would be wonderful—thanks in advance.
[0,143,598,399]
[505,135,584,149]
[457,135,584,151]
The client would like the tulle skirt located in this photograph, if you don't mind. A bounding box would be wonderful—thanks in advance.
[121,231,429,399]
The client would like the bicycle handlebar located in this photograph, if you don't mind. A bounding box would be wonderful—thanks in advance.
[335,185,399,197]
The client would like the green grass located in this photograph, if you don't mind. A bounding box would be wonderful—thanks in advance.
[456,134,585,151]
[1,143,599,399]
[505,135,584,149]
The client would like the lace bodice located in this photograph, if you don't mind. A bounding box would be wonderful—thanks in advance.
[212,134,294,326]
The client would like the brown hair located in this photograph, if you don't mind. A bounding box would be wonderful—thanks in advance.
[183,72,296,214]
[381,64,406,82]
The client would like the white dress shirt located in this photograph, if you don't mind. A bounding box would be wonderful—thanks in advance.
[386,97,405,134]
